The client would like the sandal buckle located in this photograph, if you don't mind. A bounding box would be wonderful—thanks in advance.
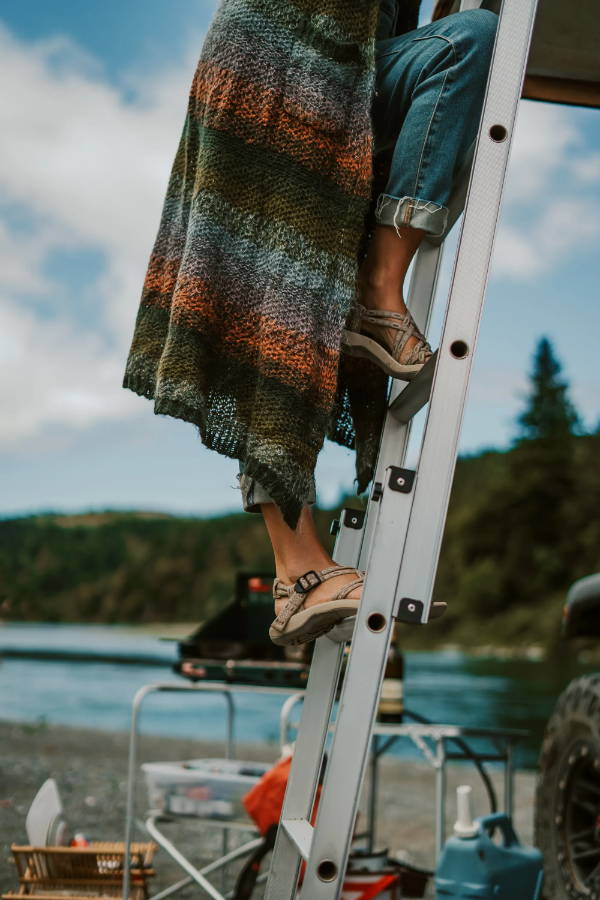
[294,570,322,594]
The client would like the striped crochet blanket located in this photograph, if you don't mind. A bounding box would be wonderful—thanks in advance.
[122,0,389,527]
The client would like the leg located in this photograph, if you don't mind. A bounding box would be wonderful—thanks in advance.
[355,10,498,361]
[238,464,362,608]
[357,222,426,361]
[373,9,498,230]
[261,503,362,608]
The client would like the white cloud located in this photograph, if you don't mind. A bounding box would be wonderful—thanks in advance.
[502,102,581,202]
[491,101,599,279]
[0,296,134,446]
[572,152,600,183]
[493,197,600,278]
[0,20,597,453]
[0,220,56,293]
[0,21,203,447]
[0,25,193,259]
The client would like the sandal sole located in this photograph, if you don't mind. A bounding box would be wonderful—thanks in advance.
[270,599,447,647]
[269,599,360,647]
[342,330,426,380]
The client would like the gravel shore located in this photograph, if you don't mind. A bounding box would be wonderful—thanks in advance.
[1,720,537,896]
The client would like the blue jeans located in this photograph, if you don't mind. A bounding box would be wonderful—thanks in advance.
[371,9,498,238]
[239,9,497,513]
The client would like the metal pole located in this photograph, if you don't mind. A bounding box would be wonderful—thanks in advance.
[123,681,300,900]
[123,683,158,900]
[279,692,305,750]
[148,875,193,900]
[223,691,235,760]
[145,815,262,900]
[221,691,235,895]
[366,737,379,853]
[504,738,514,818]
[434,737,447,860]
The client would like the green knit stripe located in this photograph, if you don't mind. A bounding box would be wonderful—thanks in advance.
[156,120,370,259]
[192,128,368,258]
[127,303,340,416]
[241,0,380,45]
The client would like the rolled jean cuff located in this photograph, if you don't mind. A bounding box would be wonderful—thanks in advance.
[237,466,317,514]
[375,192,449,238]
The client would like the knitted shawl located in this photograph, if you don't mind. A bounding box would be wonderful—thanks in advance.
[123,0,391,528]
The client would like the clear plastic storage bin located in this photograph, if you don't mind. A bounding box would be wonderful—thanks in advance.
[141,758,270,821]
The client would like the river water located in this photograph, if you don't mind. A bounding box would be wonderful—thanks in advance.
[0,623,596,769]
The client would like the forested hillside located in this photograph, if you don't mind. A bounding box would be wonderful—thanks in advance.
[1,339,598,650]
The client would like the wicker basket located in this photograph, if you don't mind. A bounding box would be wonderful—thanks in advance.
[2,842,156,900]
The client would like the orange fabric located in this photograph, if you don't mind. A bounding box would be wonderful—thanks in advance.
[243,755,292,836]
[243,755,321,837]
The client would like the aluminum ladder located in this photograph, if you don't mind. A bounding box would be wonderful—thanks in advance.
[264,0,539,896]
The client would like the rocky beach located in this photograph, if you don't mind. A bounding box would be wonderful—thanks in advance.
[1,719,537,896]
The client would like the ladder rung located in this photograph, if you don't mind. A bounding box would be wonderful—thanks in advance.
[281,818,314,860]
[326,615,356,643]
[388,351,437,423]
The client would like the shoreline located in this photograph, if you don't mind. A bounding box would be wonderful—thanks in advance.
[1,719,537,895]
[3,619,600,662]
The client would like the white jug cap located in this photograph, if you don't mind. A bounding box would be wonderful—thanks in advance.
[453,785,478,838]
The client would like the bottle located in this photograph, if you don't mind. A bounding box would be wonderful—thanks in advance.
[378,624,404,723]
[435,786,544,899]
[70,833,91,847]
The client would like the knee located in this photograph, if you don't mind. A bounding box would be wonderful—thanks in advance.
[456,9,498,58]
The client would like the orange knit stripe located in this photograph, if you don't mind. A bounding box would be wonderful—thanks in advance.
[193,62,372,195]
[143,256,182,304]
[170,273,339,397]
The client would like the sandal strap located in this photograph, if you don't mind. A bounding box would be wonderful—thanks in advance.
[335,578,364,600]
[357,303,431,365]
[271,566,363,633]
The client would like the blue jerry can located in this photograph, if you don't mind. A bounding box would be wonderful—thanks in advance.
[435,811,544,900]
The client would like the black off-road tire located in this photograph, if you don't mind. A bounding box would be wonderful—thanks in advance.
[535,675,600,899]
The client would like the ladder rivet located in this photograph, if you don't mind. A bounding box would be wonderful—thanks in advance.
[317,860,338,882]
[450,340,469,359]
[367,613,387,632]
[396,477,405,486]
[489,123,507,142]
[408,603,416,613]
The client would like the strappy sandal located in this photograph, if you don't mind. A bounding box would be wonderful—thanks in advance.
[269,566,364,647]
[342,302,433,380]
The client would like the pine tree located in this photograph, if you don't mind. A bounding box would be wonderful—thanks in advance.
[451,339,583,615]
[499,338,581,600]
[516,337,580,442]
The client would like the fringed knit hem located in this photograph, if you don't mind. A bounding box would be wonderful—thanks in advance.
[123,370,316,529]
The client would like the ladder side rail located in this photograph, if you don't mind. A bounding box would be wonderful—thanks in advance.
[264,509,360,898]
[299,472,416,898]
[358,240,445,571]
[333,507,367,572]
[406,232,445,334]
[265,638,344,897]
[394,0,539,623]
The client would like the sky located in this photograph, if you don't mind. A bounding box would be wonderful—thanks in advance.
[0,1,598,518]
